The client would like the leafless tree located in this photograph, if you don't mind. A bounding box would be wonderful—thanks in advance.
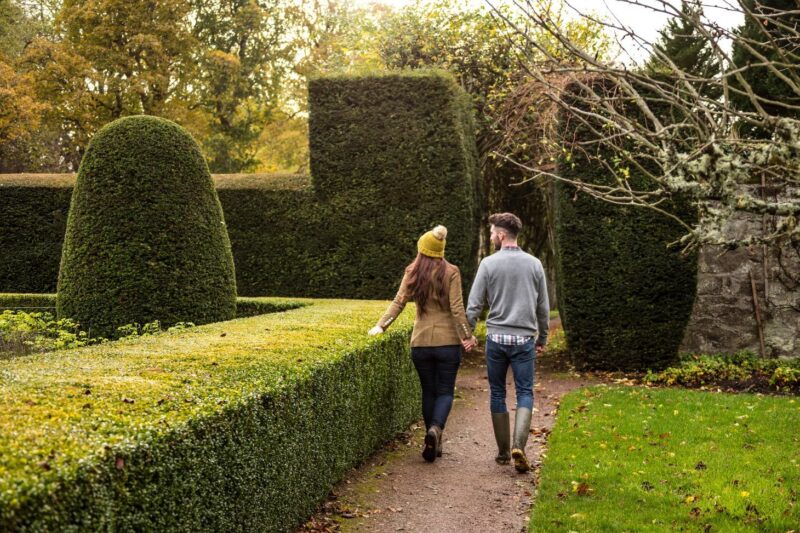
[487,0,800,252]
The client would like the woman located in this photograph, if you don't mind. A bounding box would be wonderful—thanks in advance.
[368,225,473,462]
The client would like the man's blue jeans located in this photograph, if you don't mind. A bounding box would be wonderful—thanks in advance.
[485,337,535,414]
[411,345,461,430]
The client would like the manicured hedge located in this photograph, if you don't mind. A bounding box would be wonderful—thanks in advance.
[57,116,238,338]
[1,174,313,297]
[554,81,698,371]
[0,293,306,319]
[233,296,308,318]
[0,293,57,312]
[0,175,73,293]
[0,71,481,299]
[213,174,332,297]
[309,71,480,297]
[0,299,419,531]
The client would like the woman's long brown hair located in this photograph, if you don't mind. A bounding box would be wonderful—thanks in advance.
[406,253,449,315]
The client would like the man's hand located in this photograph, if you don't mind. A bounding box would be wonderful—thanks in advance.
[461,335,478,352]
[368,325,384,336]
[536,343,546,355]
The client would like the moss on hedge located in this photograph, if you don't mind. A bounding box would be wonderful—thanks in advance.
[554,81,698,371]
[0,299,418,531]
[56,116,237,338]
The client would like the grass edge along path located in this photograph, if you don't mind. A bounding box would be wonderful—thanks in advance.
[0,299,420,531]
[531,385,800,532]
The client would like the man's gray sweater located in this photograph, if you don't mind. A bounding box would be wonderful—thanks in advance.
[466,247,550,346]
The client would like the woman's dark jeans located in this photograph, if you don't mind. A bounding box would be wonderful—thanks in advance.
[410,345,462,430]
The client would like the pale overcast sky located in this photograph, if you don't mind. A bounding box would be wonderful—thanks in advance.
[354,0,746,63]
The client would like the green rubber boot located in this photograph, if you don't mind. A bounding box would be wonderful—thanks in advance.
[491,412,511,464]
[511,407,532,473]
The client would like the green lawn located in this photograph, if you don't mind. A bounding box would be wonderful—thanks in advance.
[532,386,800,532]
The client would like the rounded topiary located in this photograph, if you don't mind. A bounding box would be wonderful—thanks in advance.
[57,115,237,338]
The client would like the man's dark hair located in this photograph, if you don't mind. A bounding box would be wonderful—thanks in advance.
[488,212,522,236]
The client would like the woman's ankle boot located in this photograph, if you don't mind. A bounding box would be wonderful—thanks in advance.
[423,425,441,462]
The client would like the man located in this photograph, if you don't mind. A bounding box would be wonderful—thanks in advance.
[463,212,549,473]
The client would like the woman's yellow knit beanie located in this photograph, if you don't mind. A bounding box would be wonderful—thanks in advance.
[417,225,447,258]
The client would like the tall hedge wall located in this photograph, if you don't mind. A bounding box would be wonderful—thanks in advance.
[57,116,237,338]
[0,299,419,531]
[554,82,698,371]
[307,71,480,297]
[0,71,480,299]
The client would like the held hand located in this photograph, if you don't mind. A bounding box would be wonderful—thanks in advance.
[368,325,384,336]
[461,335,478,352]
[536,343,546,355]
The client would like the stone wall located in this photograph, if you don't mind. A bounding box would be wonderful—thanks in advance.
[681,187,800,358]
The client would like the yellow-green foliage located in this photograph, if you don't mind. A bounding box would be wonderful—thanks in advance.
[0,299,418,531]
[0,293,307,319]
[0,293,57,312]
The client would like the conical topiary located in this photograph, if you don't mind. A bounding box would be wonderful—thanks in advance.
[57,115,237,338]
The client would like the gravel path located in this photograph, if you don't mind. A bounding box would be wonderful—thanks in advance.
[300,319,599,532]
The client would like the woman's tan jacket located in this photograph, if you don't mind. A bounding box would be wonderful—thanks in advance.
[378,262,473,347]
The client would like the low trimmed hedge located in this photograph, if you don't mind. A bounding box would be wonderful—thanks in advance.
[0,293,57,312]
[0,299,419,531]
[0,293,307,319]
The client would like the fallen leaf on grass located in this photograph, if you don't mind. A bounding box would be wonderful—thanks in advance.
[572,481,593,495]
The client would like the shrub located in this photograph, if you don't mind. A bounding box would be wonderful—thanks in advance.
[0,299,419,531]
[644,351,800,393]
[214,174,334,297]
[554,80,698,371]
[56,116,237,337]
[0,310,102,358]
